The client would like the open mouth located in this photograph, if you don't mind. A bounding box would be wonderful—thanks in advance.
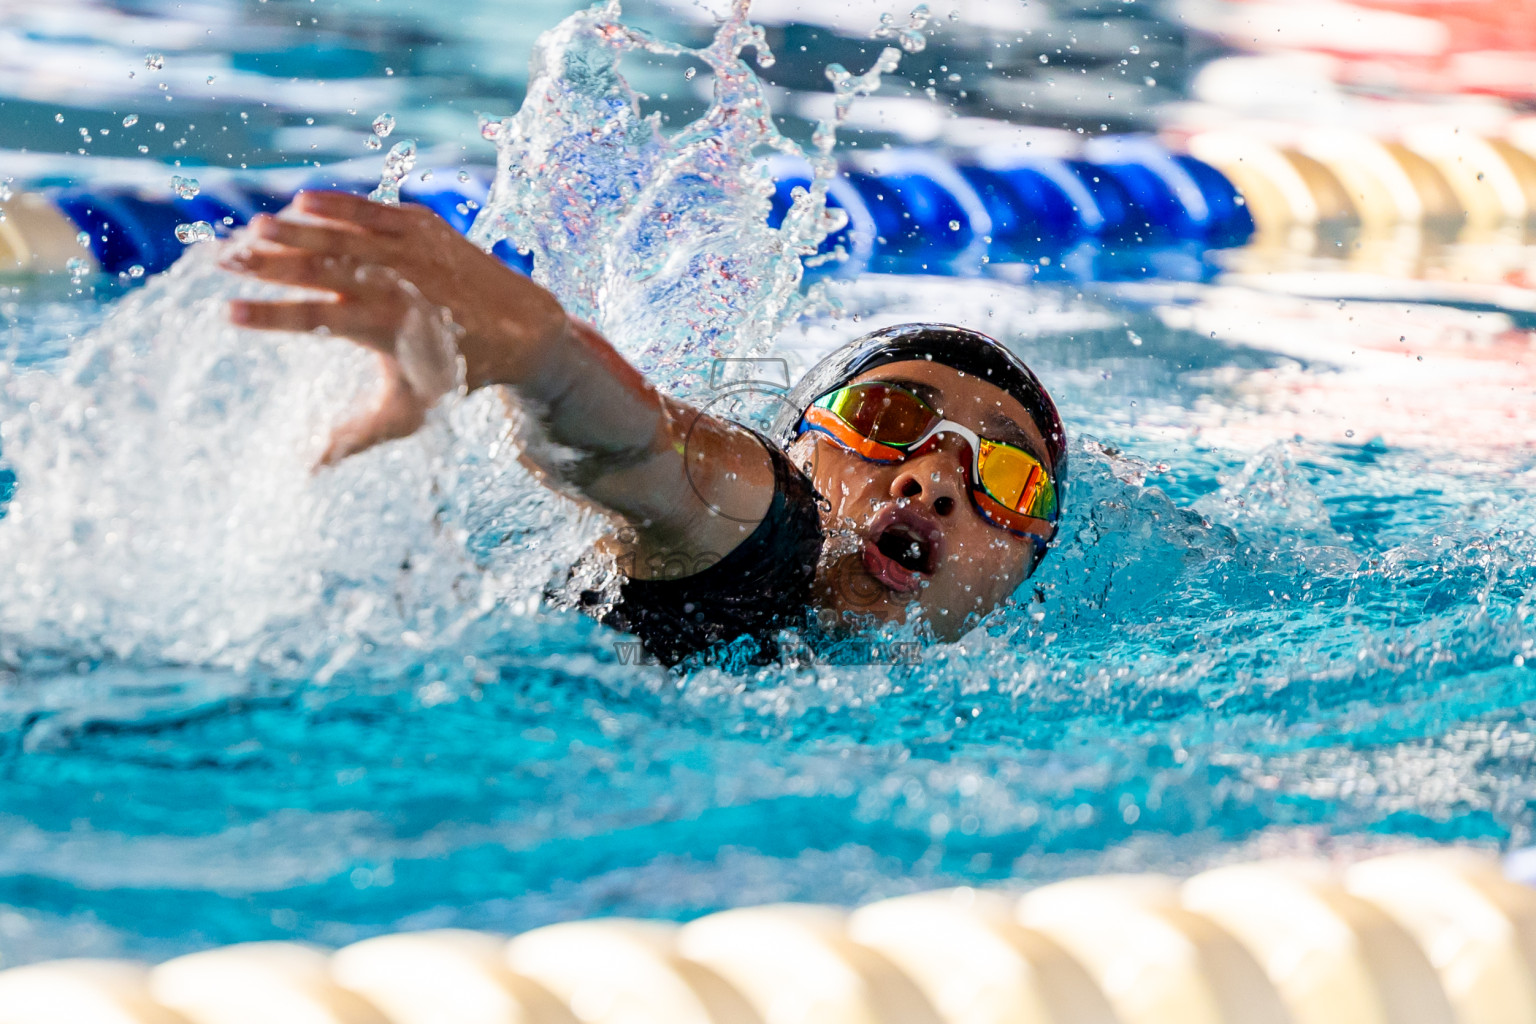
[860,506,942,594]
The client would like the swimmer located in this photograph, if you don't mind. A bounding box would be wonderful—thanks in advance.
[222,192,1066,664]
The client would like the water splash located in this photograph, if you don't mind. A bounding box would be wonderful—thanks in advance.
[467,0,915,396]
[368,139,418,205]
[0,0,919,694]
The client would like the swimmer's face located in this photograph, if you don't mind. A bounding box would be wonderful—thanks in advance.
[786,359,1052,641]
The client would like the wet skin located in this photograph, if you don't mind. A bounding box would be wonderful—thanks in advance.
[222,193,1051,646]
[785,359,1051,641]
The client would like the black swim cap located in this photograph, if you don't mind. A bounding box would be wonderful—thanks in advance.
[770,322,1068,547]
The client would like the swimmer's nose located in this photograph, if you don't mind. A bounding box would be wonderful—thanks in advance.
[891,438,967,518]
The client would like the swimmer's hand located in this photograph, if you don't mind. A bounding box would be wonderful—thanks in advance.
[221,190,776,575]
[223,191,567,392]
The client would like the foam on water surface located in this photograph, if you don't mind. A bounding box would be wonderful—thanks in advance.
[0,0,1534,968]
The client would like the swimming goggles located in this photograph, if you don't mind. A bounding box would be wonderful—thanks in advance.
[797,381,1059,541]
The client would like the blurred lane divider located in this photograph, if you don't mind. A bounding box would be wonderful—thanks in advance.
[1017,874,1288,1024]
[3,852,1536,1024]
[11,125,1536,287]
[148,941,392,1024]
[505,919,755,1024]
[0,959,191,1024]
[1182,861,1456,1024]
[0,139,1254,285]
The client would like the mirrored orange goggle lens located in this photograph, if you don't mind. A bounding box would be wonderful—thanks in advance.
[817,383,935,447]
[977,440,1056,519]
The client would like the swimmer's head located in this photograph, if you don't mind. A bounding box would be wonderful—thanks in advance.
[770,323,1067,640]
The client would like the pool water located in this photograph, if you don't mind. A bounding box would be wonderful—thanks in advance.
[1,0,1536,969]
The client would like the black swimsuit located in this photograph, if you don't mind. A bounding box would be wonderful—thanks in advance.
[571,442,825,667]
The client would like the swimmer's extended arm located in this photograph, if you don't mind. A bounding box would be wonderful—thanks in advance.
[222,190,774,576]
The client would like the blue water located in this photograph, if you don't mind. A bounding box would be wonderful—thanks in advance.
[1,268,1533,964]
[2,0,1536,969]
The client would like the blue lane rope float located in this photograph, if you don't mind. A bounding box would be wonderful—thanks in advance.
[6,138,1255,283]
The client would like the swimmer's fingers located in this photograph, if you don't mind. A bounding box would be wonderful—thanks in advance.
[220,245,367,295]
[291,190,424,236]
[317,362,428,469]
[229,298,398,350]
[246,214,384,262]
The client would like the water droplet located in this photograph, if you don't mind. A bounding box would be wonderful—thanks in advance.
[873,5,929,52]
[479,114,504,142]
[369,139,418,206]
[372,112,396,137]
[174,220,215,245]
[75,231,91,249]
[457,169,471,183]
[947,219,960,231]
[1039,54,1049,63]
[154,122,165,132]
[128,264,145,279]
[170,174,200,200]
[207,75,216,85]
[683,66,697,81]
[1144,76,1157,86]
[145,53,164,71]
[1129,44,1140,54]
[1128,330,1143,346]
[1345,429,1355,438]
[365,134,383,150]
[122,114,139,128]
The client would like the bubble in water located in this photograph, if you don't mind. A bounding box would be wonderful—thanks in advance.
[145,53,164,71]
[683,66,697,80]
[372,113,396,138]
[479,114,504,142]
[948,219,960,231]
[174,221,215,245]
[369,139,418,206]
[0,179,11,203]
[365,135,383,150]
[457,169,471,183]
[54,113,64,123]
[1129,45,1140,55]
[420,170,434,182]
[122,114,139,128]
[170,175,200,200]
[65,256,90,283]
[75,231,91,249]
[128,264,145,278]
